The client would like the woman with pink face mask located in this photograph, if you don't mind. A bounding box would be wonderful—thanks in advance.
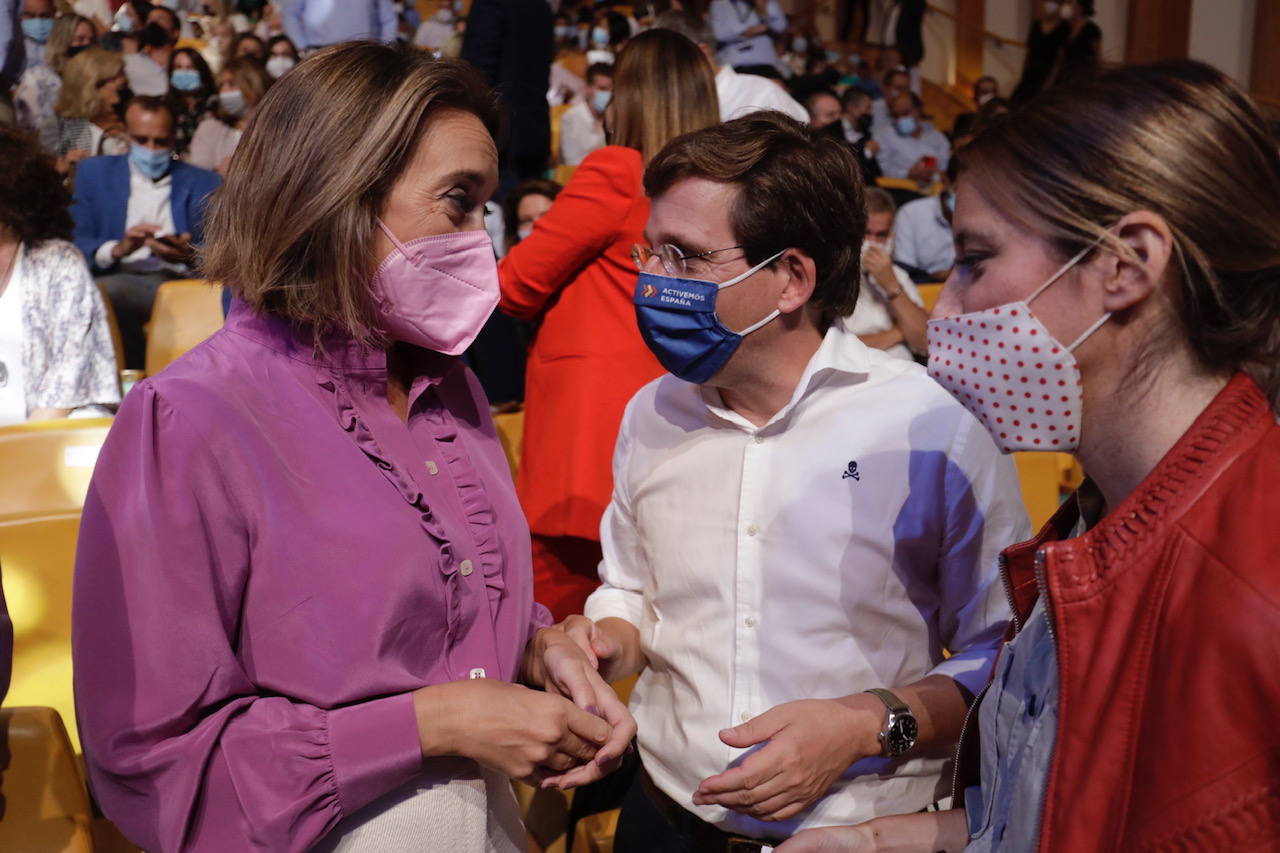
[777,59,1280,853]
[72,42,634,853]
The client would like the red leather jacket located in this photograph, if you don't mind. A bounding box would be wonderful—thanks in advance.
[960,373,1280,851]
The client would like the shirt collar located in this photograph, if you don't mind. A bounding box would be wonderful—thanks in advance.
[222,298,459,385]
[701,316,874,431]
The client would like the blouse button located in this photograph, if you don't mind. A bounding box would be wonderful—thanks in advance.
[459,559,474,576]
[425,460,439,475]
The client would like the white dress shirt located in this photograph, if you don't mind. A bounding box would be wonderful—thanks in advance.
[558,99,605,167]
[715,64,808,124]
[892,195,955,278]
[874,121,951,180]
[847,263,924,361]
[94,159,184,274]
[585,319,1028,839]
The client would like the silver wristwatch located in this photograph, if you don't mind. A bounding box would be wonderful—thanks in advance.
[864,688,919,757]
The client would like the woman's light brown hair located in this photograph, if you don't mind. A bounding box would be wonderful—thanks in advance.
[219,57,272,116]
[957,59,1280,411]
[610,29,718,163]
[200,43,499,344]
[56,48,124,120]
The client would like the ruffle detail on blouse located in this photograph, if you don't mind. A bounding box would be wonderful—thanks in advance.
[314,369,469,638]
[416,391,507,612]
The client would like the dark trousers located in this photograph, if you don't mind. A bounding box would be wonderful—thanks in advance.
[97,270,172,370]
[614,765,776,853]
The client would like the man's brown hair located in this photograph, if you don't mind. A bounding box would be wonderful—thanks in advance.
[200,43,499,344]
[644,111,866,321]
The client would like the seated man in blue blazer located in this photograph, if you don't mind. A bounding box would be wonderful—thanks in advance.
[72,95,221,370]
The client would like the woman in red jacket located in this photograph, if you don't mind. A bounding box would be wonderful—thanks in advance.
[779,61,1280,852]
[499,30,719,620]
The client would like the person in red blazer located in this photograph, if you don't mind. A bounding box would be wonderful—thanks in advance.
[499,30,720,619]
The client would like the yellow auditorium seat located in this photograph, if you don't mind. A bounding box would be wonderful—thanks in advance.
[143,279,225,378]
[553,164,577,186]
[494,409,524,478]
[0,707,94,853]
[917,282,943,313]
[0,417,113,750]
[1014,451,1082,531]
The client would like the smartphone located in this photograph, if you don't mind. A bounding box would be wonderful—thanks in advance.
[921,156,938,172]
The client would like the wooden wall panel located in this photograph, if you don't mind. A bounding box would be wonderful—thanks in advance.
[1124,0,1190,64]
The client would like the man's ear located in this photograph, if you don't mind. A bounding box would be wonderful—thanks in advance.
[777,249,817,314]
[1098,210,1174,314]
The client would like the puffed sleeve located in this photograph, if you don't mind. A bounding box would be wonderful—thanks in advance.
[72,383,424,853]
[498,147,637,321]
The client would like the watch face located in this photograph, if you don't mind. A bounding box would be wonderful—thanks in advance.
[887,715,919,755]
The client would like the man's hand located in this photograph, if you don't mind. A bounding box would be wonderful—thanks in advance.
[862,245,897,292]
[145,232,195,264]
[524,626,637,790]
[907,158,936,183]
[112,223,161,259]
[693,696,883,822]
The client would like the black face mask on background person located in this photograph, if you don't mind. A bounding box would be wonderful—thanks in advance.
[855,113,873,134]
[142,22,172,49]
[66,44,90,59]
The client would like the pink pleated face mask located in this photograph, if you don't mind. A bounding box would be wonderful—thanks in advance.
[926,241,1110,454]
[369,221,500,355]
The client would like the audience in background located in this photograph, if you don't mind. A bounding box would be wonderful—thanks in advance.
[167,46,216,156]
[891,159,956,281]
[0,125,118,424]
[655,9,807,123]
[818,85,881,183]
[558,60,610,167]
[804,86,839,127]
[72,96,220,369]
[14,0,61,151]
[708,0,786,76]
[414,2,456,51]
[123,4,180,96]
[1057,0,1102,85]
[281,0,397,52]
[498,29,718,620]
[587,9,628,65]
[55,47,127,163]
[186,57,269,174]
[229,31,266,63]
[1012,0,1069,105]
[849,186,926,359]
[502,178,562,254]
[264,33,298,78]
[875,90,949,181]
[952,73,998,138]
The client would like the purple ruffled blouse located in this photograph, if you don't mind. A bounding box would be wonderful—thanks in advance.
[72,301,551,852]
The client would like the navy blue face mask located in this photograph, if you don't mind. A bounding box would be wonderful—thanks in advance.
[634,250,785,384]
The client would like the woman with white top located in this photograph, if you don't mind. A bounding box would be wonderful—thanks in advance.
[185,57,271,175]
[0,126,119,424]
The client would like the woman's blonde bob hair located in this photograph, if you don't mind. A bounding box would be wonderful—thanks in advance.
[55,48,125,120]
[201,43,500,343]
[610,28,719,163]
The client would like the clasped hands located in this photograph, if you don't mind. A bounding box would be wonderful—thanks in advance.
[554,615,886,822]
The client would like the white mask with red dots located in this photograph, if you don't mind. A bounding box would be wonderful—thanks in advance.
[926,242,1110,454]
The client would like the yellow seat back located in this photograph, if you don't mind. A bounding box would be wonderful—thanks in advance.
[1014,451,1081,531]
[917,282,943,313]
[0,707,94,853]
[144,279,224,377]
[0,418,113,749]
[493,409,524,478]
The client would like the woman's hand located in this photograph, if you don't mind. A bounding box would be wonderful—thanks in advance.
[523,626,637,789]
[776,811,970,853]
[412,679,612,785]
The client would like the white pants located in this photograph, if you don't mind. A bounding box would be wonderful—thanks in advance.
[312,758,525,853]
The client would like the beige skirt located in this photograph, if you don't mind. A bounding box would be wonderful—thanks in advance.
[311,758,525,853]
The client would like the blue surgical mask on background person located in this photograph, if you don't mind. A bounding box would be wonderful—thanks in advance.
[219,89,247,118]
[114,6,135,32]
[591,26,608,47]
[130,144,172,180]
[591,89,611,114]
[895,115,919,136]
[791,36,807,53]
[633,250,785,384]
[21,17,54,43]
[171,68,202,91]
[826,49,841,63]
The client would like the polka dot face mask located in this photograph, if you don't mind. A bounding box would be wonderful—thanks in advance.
[926,242,1110,454]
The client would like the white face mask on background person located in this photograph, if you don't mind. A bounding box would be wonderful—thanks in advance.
[926,239,1111,454]
[1058,3,1076,20]
[1043,1,1060,15]
[219,89,247,118]
[265,55,295,78]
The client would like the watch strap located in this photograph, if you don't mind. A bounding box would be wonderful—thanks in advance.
[864,687,910,715]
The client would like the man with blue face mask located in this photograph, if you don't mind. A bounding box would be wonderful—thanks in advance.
[558,61,611,167]
[71,96,220,369]
[542,111,1028,852]
[874,90,950,182]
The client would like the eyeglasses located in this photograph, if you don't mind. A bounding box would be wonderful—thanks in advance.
[631,243,744,276]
